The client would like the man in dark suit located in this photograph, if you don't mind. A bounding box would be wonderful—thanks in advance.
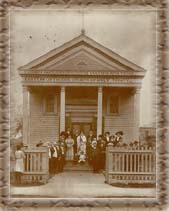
[87,130,94,165]
[97,135,106,170]
[104,131,111,145]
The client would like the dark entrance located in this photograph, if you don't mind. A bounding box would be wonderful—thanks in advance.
[65,87,98,136]
[72,122,92,136]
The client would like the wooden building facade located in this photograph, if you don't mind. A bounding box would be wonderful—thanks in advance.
[18,33,146,146]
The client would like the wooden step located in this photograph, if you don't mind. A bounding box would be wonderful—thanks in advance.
[64,162,93,171]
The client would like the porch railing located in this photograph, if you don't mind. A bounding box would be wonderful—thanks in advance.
[105,145,156,185]
[22,147,49,184]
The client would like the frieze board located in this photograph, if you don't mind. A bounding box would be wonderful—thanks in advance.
[19,70,145,77]
[22,75,142,87]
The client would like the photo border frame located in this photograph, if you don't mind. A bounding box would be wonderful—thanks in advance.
[0,0,168,209]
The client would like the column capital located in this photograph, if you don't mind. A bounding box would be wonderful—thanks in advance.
[22,86,31,92]
[131,87,141,95]
[98,86,103,92]
[61,86,65,92]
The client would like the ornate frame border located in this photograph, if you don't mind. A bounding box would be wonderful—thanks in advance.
[0,0,168,210]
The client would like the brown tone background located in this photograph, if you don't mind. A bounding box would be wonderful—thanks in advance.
[0,0,168,210]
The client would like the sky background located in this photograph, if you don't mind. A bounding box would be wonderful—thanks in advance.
[10,9,157,128]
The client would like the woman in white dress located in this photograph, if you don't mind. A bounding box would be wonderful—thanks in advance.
[14,145,25,184]
[65,134,74,161]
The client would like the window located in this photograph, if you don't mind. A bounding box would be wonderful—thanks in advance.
[107,95,119,114]
[44,95,57,114]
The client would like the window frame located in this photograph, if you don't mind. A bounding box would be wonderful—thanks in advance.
[106,94,120,115]
[43,94,58,115]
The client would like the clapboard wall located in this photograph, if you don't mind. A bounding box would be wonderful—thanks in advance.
[29,87,135,145]
[29,87,60,146]
[103,88,134,142]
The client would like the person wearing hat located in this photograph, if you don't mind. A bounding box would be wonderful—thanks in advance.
[65,127,72,139]
[104,131,111,145]
[114,131,124,147]
[108,134,116,146]
[36,140,43,147]
[57,141,66,172]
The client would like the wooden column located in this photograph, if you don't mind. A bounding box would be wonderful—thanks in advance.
[133,87,141,141]
[23,86,30,145]
[60,86,65,132]
[97,87,103,138]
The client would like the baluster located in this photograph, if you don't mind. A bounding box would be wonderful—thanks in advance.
[145,153,148,172]
[117,153,119,172]
[149,153,151,172]
[141,154,144,172]
[134,153,137,172]
[28,153,30,173]
[130,153,132,172]
[112,153,114,172]
[30,153,33,172]
[38,153,40,172]
[25,153,28,172]
[114,153,117,172]
[122,153,125,172]
[35,153,38,172]
[153,154,155,172]
[126,153,129,172]
[138,153,140,172]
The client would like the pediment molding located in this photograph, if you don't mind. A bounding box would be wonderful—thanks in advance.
[18,34,146,78]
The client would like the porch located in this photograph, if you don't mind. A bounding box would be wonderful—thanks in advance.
[23,86,140,146]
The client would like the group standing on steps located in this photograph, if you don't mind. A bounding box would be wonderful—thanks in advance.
[45,129,124,174]
[11,128,124,184]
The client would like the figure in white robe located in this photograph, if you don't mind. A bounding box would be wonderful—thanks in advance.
[77,132,87,161]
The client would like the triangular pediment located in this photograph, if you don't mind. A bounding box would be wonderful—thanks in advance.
[41,48,126,72]
[18,34,146,76]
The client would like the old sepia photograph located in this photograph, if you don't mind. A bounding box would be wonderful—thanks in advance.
[9,9,157,198]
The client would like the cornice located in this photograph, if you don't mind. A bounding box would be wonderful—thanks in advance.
[19,70,145,77]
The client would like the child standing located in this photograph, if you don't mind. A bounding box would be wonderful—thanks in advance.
[14,145,25,184]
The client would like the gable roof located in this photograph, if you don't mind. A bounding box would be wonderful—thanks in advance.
[18,33,146,76]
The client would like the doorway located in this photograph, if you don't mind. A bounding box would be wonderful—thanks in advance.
[72,122,92,136]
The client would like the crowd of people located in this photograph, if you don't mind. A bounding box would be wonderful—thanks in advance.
[11,127,155,184]
[41,129,124,174]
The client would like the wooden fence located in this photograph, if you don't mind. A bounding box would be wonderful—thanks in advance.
[105,145,156,185]
[22,147,49,184]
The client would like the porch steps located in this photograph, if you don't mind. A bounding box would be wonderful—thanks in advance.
[64,162,93,172]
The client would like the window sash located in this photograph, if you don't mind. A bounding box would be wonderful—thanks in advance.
[107,95,119,114]
[43,95,57,114]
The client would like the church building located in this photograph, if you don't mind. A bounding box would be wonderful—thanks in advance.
[18,33,146,146]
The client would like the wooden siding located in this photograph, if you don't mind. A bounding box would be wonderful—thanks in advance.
[29,87,135,144]
[104,90,134,142]
[30,90,59,146]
